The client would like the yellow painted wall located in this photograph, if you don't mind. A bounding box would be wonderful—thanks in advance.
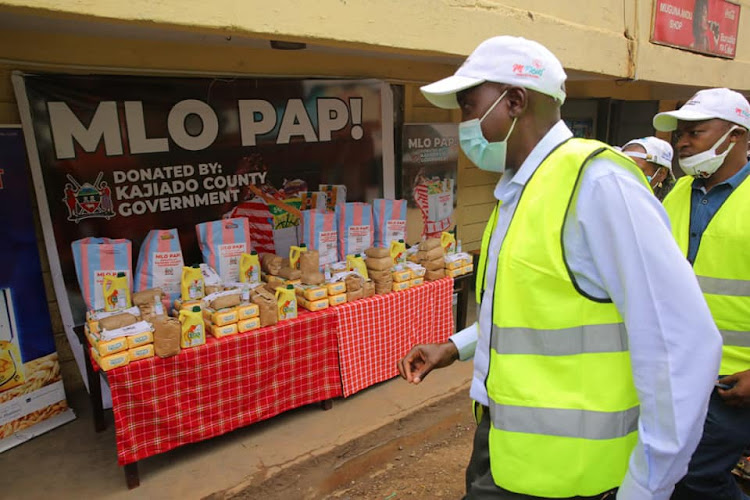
[2,0,748,90]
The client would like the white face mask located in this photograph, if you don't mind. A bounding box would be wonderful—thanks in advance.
[679,126,738,178]
[458,90,517,173]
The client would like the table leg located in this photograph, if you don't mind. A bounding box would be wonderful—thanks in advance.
[124,462,140,489]
[320,399,333,411]
[83,345,106,433]
[458,278,471,331]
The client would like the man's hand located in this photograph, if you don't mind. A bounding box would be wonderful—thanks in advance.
[717,369,750,407]
[397,342,459,385]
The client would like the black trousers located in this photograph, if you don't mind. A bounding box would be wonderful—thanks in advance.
[464,405,618,500]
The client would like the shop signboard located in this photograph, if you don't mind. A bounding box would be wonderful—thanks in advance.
[401,123,458,242]
[0,126,75,452]
[651,0,740,58]
[12,74,394,398]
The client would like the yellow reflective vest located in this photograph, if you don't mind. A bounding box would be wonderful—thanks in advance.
[663,175,750,376]
[476,138,646,497]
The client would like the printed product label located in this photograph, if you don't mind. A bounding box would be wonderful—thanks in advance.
[185,324,204,347]
[151,251,183,296]
[347,225,371,255]
[94,270,130,310]
[319,231,338,266]
[428,192,453,222]
[218,243,247,283]
[384,220,406,246]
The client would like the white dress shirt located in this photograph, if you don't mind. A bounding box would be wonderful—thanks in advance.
[450,120,722,499]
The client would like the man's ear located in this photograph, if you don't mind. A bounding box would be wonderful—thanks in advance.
[505,87,528,119]
[729,126,747,142]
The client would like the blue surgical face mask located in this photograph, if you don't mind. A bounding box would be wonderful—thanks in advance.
[459,91,517,172]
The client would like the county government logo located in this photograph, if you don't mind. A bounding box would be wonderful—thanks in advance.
[63,172,115,223]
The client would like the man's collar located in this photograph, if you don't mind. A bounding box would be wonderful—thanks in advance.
[692,161,750,192]
[509,120,572,186]
[494,120,573,199]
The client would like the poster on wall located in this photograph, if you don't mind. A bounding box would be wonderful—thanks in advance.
[12,74,394,398]
[401,123,458,241]
[0,126,75,452]
[651,0,740,58]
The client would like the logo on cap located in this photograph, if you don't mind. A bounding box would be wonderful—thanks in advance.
[736,107,750,120]
[512,62,545,79]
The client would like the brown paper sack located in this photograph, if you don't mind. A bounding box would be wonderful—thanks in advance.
[419,238,441,251]
[345,274,363,292]
[132,288,163,307]
[299,251,320,274]
[423,258,445,271]
[278,266,302,280]
[211,293,241,310]
[251,290,278,326]
[205,285,222,295]
[363,280,375,298]
[347,288,364,302]
[425,268,446,281]
[408,253,422,264]
[153,316,181,358]
[261,253,282,275]
[365,256,393,272]
[375,284,392,295]
[423,245,444,261]
[99,313,138,331]
[139,303,165,322]
[365,247,390,259]
[302,270,325,286]
[367,269,392,282]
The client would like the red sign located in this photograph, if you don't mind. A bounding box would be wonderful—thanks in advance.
[651,0,740,58]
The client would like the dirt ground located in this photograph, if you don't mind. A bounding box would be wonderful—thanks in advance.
[229,390,474,500]
[227,389,750,500]
[327,417,473,499]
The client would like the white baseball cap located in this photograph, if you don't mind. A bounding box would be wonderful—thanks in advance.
[653,88,750,132]
[420,36,568,109]
[622,136,675,178]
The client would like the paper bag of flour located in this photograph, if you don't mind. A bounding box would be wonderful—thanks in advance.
[301,210,338,269]
[72,237,132,311]
[335,203,374,261]
[372,199,407,248]
[196,218,252,283]
[134,229,184,302]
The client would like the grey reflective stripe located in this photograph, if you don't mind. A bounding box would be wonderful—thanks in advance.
[490,323,628,356]
[720,330,750,348]
[697,276,750,297]
[489,402,639,440]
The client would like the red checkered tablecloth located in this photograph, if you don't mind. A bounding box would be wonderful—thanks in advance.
[106,309,341,465]
[333,277,454,396]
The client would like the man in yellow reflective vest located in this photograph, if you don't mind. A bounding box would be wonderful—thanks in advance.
[653,88,750,500]
[397,36,722,499]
